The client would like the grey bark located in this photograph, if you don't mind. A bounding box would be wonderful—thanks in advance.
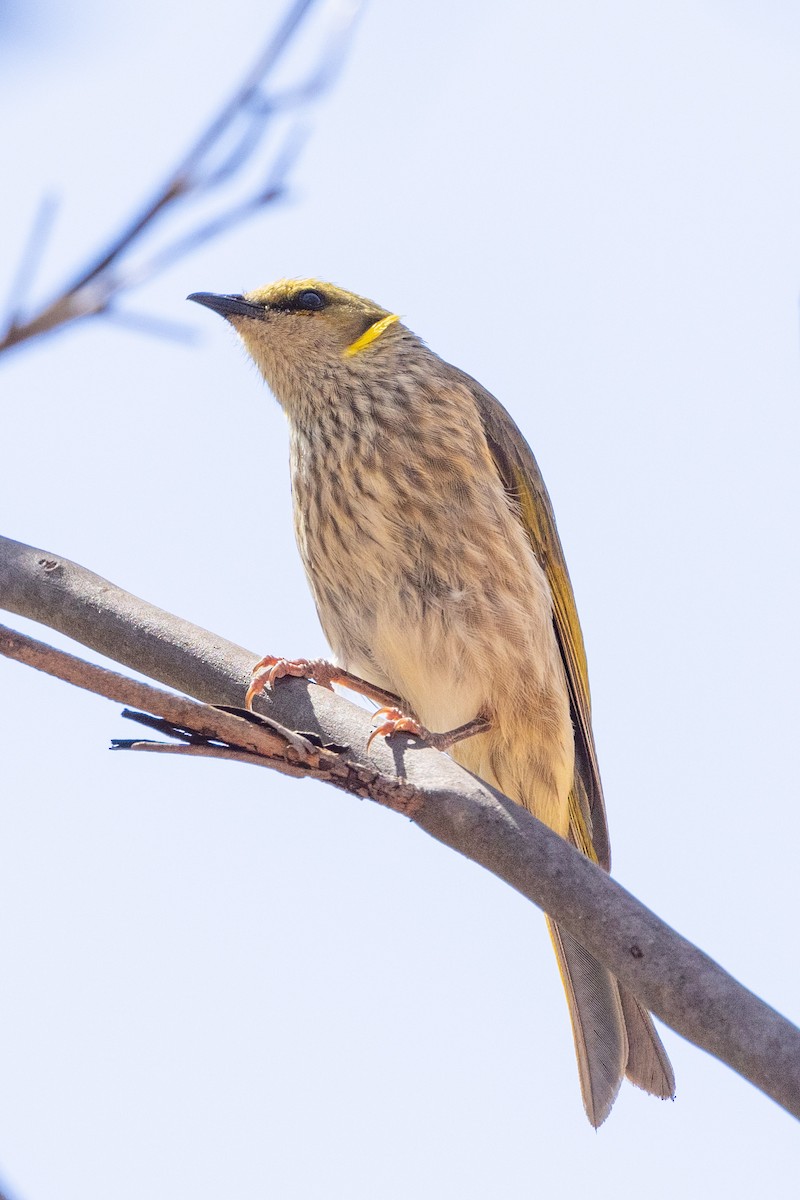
[1,533,799,1120]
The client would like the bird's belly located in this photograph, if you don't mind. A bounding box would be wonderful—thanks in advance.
[310,562,488,729]
[312,554,574,834]
[292,457,574,832]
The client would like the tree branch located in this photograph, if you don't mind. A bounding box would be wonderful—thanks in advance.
[1,532,799,1121]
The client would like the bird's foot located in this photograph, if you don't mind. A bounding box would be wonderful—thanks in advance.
[367,707,491,752]
[245,656,338,710]
[367,706,425,750]
[245,656,402,711]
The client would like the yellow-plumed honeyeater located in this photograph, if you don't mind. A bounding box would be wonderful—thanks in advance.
[189,279,675,1127]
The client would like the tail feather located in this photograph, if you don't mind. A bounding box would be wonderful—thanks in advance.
[548,919,675,1124]
[547,917,627,1128]
[619,987,676,1099]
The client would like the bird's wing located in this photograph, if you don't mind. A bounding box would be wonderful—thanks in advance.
[462,370,675,1111]
[463,370,611,870]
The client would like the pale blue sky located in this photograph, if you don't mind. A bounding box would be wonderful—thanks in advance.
[2,2,799,1197]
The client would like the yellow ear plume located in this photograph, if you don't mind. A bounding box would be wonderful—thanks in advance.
[344,313,400,358]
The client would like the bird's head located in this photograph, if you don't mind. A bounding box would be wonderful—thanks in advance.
[188,279,406,410]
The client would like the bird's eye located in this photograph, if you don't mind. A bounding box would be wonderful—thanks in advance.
[296,289,326,311]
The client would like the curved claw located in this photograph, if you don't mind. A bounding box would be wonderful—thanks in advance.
[366,706,424,751]
[245,655,335,711]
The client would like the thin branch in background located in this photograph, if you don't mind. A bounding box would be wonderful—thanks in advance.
[122,121,307,288]
[0,0,365,355]
[102,309,198,343]
[3,192,59,325]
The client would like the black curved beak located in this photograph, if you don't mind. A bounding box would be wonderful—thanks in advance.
[187,292,263,320]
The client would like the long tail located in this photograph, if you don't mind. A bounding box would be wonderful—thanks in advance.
[619,987,676,1099]
[547,918,675,1127]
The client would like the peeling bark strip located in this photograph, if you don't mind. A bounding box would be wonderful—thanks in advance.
[1,533,800,1120]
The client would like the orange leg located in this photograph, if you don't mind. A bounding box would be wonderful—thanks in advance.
[246,657,490,753]
[367,706,491,752]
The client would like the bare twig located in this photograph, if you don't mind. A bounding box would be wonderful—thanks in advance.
[4,193,59,325]
[2,532,800,1121]
[0,0,364,355]
[0,620,423,816]
[0,621,301,763]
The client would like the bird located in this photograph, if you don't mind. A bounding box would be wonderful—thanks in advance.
[188,278,675,1126]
